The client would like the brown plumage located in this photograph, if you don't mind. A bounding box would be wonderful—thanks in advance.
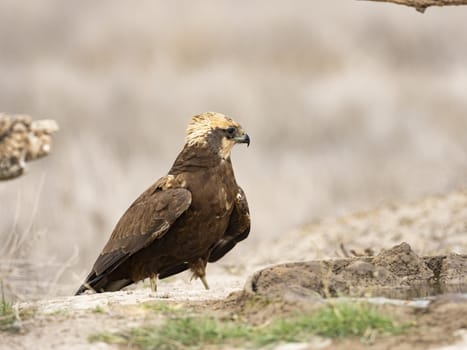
[76,112,250,294]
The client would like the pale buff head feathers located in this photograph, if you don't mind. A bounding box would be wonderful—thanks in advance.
[185,112,250,159]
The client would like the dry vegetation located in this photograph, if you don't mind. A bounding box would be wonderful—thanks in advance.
[2,2,467,350]
[364,0,467,13]
[0,114,58,181]
[0,1,466,301]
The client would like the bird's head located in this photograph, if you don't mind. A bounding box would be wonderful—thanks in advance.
[186,112,250,159]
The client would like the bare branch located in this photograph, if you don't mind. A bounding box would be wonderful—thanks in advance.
[361,0,467,13]
[0,113,59,180]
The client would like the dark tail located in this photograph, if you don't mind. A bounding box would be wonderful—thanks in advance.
[75,272,133,295]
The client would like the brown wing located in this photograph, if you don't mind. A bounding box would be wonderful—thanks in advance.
[92,178,192,276]
[208,186,250,262]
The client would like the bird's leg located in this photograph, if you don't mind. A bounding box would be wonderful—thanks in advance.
[149,273,158,292]
[199,274,209,290]
[189,258,209,290]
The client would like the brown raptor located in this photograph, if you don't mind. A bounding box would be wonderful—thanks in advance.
[76,112,250,294]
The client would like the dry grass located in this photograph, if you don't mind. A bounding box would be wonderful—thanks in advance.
[0,281,36,333]
[0,1,467,298]
[0,283,15,331]
[0,174,77,300]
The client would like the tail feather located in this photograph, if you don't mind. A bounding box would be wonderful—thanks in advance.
[75,271,133,295]
[75,284,90,295]
[75,272,105,295]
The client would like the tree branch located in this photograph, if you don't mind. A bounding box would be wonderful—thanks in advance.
[361,0,467,12]
[0,113,58,180]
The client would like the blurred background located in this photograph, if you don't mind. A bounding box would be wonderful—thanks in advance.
[1,0,467,299]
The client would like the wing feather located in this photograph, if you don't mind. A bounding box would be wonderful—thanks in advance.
[208,186,250,262]
[91,179,191,276]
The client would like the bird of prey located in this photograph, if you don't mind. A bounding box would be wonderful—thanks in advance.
[0,113,58,181]
[76,112,250,294]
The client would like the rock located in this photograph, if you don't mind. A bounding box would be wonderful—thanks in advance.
[373,242,433,281]
[439,253,467,287]
[246,243,466,300]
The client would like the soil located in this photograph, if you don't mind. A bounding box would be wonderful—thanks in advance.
[246,243,467,300]
[2,191,467,350]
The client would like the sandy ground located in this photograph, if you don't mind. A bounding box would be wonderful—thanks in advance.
[4,278,243,350]
[2,189,467,350]
[3,273,467,350]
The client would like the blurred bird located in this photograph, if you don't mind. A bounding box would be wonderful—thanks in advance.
[76,112,250,294]
[0,113,58,180]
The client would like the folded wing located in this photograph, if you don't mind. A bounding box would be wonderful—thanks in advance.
[76,178,191,294]
[208,186,250,262]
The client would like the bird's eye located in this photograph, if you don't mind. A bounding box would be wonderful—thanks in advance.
[226,127,236,135]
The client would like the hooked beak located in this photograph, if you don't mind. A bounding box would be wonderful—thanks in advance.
[234,133,250,147]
